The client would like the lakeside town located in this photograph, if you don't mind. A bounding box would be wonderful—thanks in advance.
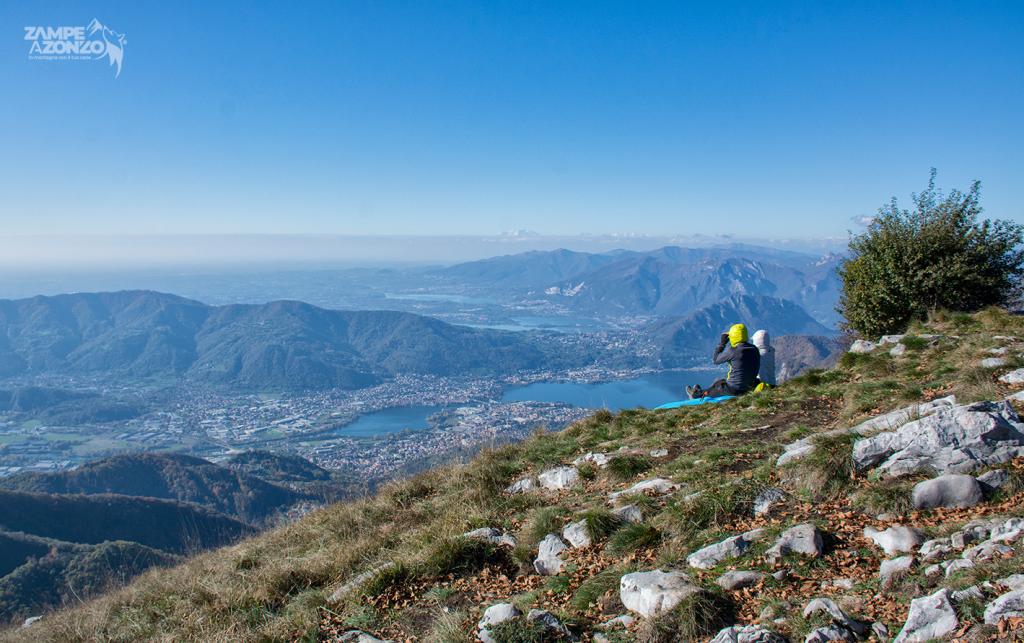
[0,364,672,479]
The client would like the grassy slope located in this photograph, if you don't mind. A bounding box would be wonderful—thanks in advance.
[7,308,1024,642]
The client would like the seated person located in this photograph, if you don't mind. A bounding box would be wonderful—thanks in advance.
[752,329,775,387]
[687,323,761,399]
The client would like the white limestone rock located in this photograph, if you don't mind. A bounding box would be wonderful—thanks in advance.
[562,520,591,548]
[608,477,678,502]
[534,534,567,575]
[998,574,1024,591]
[716,570,765,590]
[753,487,785,516]
[338,633,396,643]
[766,523,824,563]
[984,589,1024,625]
[893,588,959,643]
[863,525,924,557]
[852,400,1024,477]
[506,477,537,494]
[802,598,869,638]
[981,357,1008,368]
[849,339,877,354]
[977,468,1010,493]
[688,534,752,569]
[999,368,1024,385]
[879,555,915,586]
[463,527,517,548]
[612,504,643,523]
[573,452,610,468]
[710,624,787,643]
[538,466,580,490]
[963,541,1013,562]
[619,569,702,617]
[911,474,984,509]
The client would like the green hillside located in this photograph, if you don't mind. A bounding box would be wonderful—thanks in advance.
[6,308,1024,641]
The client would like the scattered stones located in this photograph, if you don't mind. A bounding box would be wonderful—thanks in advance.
[983,589,1024,625]
[573,452,610,468]
[562,521,591,548]
[848,339,877,354]
[716,570,765,590]
[863,525,923,556]
[911,474,984,509]
[753,487,785,516]
[893,588,958,643]
[538,466,580,490]
[463,527,517,548]
[879,555,914,586]
[608,477,678,502]
[981,357,1008,368]
[612,504,643,523]
[977,468,1010,493]
[999,368,1024,385]
[534,534,567,575]
[619,569,702,617]
[709,624,787,643]
[766,523,824,562]
[852,400,1024,477]
[505,477,537,494]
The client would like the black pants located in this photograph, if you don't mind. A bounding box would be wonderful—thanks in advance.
[704,378,737,397]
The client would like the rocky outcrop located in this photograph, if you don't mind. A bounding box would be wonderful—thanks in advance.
[478,603,521,643]
[716,570,764,590]
[608,478,678,503]
[505,477,537,494]
[852,400,1024,477]
[463,527,517,548]
[776,396,956,467]
[619,569,702,617]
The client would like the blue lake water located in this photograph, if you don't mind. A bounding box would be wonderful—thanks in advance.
[330,370,724,437]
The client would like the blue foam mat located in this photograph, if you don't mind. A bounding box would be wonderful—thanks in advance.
[654,395,736,409]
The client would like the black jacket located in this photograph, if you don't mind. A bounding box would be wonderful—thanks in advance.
[713,339,761,393]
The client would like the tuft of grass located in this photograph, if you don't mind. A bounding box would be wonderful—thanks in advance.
[359,562,412,598]
[634,592,734,642]
[787,430,857,500]
[576,462,597,480]
[571,567,626,611]
[850,478,915,515]
[607,523,661,555]
[421,537,499,577]
[606,454,653,481]
[526,507,569,545]
[580,509,624,541]
[428,609,473,643]
[487,617,557,642]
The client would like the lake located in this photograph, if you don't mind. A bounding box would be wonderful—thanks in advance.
[329,370,724,438]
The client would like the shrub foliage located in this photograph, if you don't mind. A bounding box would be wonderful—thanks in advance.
[839,170,1024,336]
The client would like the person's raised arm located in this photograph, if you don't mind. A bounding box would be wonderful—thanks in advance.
[712,332,731,364]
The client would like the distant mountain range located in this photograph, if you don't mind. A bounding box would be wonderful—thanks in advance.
[439,245,843,328]
[0,451,350,623]
[644,294,838,366]
[0,291,580,391]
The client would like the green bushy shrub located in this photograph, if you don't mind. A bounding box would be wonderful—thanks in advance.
[839,170,1024,337]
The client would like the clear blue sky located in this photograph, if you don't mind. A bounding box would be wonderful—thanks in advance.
[2,1,1022,238]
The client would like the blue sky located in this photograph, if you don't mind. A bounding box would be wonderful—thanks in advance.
[2,1,1022,240]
